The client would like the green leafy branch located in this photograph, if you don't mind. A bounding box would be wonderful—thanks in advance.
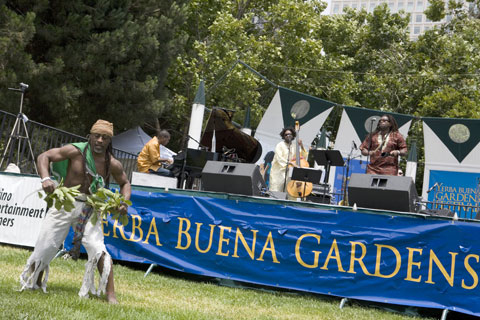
[87,188,131,226]
[38,180,81,212]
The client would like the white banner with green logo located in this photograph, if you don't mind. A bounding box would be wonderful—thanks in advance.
[422,118,480,217]
[255,87,335,163]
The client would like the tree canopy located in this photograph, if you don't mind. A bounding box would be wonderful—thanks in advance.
[1,0,480,149]
[1,0,187,134]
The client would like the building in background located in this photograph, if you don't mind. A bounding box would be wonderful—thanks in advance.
[328,0,453,40]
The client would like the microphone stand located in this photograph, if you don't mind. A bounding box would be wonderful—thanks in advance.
[178,133,207,190]
[432,183,442,210]
[341,144,362,206]
[365,119,375,174]
[179,133,190,189]
[283,140,292,194]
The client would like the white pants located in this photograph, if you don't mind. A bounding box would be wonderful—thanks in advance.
[19,199,111,298]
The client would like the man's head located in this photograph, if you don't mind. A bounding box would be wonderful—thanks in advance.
[377,114,399,132]
[280,127,296,143]
[157,130,170,146]
[89,119,113,154]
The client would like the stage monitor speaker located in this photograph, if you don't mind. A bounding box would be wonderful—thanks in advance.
[348,173,418,212]
[306,194,331,204]
[306,183,331,204]
[201,161,266,196]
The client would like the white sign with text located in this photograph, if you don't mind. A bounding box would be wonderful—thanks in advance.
[0,173,47,247]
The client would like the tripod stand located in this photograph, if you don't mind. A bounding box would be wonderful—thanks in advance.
[0,83,38,174]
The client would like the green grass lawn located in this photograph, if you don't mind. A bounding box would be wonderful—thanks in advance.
[0,244,437,320]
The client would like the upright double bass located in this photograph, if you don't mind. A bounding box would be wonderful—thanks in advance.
[286,121,313,198]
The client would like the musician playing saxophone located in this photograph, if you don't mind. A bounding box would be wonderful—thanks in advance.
[269,127,308,192]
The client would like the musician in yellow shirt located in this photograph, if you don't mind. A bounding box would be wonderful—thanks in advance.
[137,130,174,177]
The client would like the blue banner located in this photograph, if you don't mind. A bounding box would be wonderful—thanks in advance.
[428,170,480,218]
[66,188,480,317]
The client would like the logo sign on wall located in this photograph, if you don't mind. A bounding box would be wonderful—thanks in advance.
[427,170,480,218]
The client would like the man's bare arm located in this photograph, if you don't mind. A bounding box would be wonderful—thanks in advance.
[110,158,131,214]
[37,145,80,193]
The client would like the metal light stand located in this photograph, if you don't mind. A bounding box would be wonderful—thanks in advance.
[432,185,439,210]
[0,83,38,174]
[341,145,361,206]
[365,118,376,173]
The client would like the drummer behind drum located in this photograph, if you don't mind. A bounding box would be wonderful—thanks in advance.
[360,114,407,176]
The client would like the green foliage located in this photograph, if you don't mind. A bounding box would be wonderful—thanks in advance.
[38,180,81,212]
[411,18,480,118]
[424,0,446,22]
[0,3,36,113]
[3,0,187,135]
[167,0,355,135]
[87,187,131,226]
[419,86,480,118]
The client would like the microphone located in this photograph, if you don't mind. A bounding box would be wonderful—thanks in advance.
[427,182,439,194]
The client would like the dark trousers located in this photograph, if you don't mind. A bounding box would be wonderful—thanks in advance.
[149,167,174,177]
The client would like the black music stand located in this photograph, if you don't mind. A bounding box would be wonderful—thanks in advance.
[310,150,344,183]
[290,167,322,199]
[291,167,322,184]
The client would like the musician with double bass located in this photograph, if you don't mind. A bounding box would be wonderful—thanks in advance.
[269,126,308,194]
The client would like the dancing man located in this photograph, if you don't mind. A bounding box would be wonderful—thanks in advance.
[20,119,131,304]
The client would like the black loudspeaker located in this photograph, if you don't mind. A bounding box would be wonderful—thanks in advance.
[306,183,331,204]
[348,173,418,212]
[201,161,266,196]
[306,194,331,204]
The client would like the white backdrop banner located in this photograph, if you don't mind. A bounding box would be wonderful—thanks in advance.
[0,173,46,247]
[255,87,335,163]
[421,118,480,218]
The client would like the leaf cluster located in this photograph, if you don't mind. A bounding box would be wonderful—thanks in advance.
[87,187,132,227]
[38,180,81,212]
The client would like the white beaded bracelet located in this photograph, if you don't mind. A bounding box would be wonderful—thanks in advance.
[40,177,52,183]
